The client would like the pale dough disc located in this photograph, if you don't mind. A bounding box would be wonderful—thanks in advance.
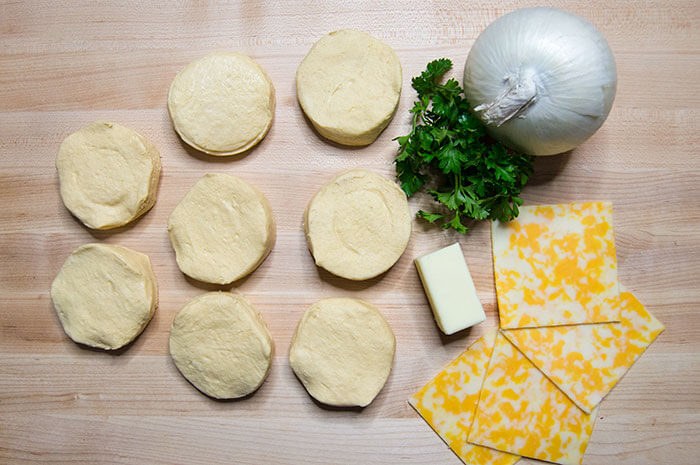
[50,243,158,350]
[296,29,402,146]
[167,173,276,285]
[168,52,275,156]
[289,297,396,407]
[56,121,161,230]
[304,169,411,280]
[169,292,274,399]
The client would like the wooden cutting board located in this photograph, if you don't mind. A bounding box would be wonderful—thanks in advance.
[1,2,699,464]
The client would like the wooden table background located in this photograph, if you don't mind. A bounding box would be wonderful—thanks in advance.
[1,1,698,464]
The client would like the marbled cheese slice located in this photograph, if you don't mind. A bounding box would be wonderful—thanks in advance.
[468,332,597,465]
[409,331,519,465]
[502,289,664,413]
[492,202,620,329]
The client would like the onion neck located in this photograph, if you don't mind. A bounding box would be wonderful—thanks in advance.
[474,69,538,127]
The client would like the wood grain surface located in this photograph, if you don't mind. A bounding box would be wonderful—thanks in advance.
[1,1,699,464]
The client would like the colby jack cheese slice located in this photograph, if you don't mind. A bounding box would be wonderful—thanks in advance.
[502,289,665,413]
[469,332,597,465]
[491,202,620,329]
[409,331,520,465]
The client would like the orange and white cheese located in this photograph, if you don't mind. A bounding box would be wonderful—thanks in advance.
[468,332,597,465]
[410,201,663,465]
[502,289,665,413]
[491,202,620,329]
[409,331,519,465]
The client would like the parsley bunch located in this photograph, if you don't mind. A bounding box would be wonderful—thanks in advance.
[395,58,534,234]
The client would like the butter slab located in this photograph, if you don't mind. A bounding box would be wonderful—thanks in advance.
[415,243,486,335]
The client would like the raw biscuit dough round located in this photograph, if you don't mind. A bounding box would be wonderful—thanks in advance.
[168,52,275,156]
[296,29,402,146]
[50,243,158,350]
[169,292,274,399]
[56,121,161,230]
[289,297,396,407]
[304,169,411,280]
[167,173,276,285]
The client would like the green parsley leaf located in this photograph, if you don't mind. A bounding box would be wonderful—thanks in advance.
[411,58,453,96]
[417,210,444,224]
[394,58,534,234]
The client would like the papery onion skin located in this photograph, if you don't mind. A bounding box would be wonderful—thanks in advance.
[463,7,617,156]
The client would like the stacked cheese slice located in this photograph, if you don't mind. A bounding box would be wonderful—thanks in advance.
[410,202,664,465]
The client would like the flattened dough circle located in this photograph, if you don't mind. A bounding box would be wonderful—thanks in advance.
[169,292,274,399]
[50,243,158,350]
[168,173,276,285]
[289,297,396,407]
[296,29,402,146]
[56,121,161,230]
[168,52,275,155]
[304,169,411,280]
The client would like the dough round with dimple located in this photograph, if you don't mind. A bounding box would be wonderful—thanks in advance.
[169,292,274,399]
[50,243,158,350]
[289,297,396,407]
[304,169,411,280]
[168,173,276,285]
[296,29,402,146]
[168,52,275,156]
[56,122,161,230]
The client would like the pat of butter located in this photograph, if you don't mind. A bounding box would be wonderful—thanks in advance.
[415,243,486,335]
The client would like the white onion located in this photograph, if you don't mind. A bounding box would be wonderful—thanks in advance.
[463,7,617,156]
